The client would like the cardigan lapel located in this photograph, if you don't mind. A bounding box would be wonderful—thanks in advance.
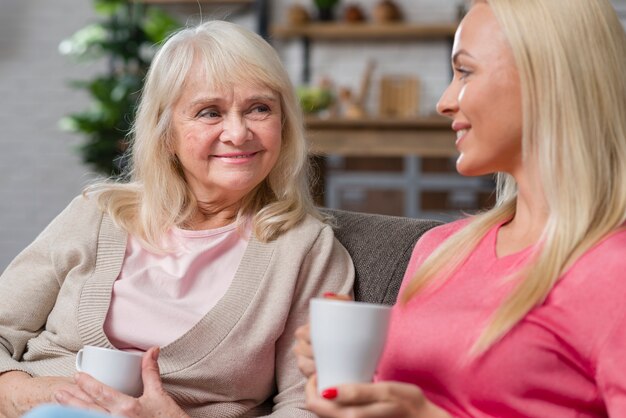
[77,213,128,348]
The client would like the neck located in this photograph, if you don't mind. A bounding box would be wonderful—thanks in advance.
[496,167,549,256]
[185,199,242,230]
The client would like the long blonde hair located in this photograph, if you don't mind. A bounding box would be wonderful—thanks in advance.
[403,0,626,353]
[86,21,320,249]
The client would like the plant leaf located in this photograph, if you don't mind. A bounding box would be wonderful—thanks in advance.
[142,7,181,43]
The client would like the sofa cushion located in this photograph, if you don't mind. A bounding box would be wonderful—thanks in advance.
[323,209,442,305]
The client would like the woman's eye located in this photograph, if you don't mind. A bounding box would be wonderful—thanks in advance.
[247,104,271,119]
[197,108,220,118]
[252,104,270,113]
[455,67,471,80]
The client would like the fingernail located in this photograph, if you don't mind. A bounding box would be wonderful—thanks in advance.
[321,387,338,399]
[323,292,337,298]
[152,347,160,360]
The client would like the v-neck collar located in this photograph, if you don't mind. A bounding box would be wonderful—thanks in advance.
[491,219,537,262]
[77,212,275,373]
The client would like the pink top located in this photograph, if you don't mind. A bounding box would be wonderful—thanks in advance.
[377,220,626,418]
[104,222,251,351]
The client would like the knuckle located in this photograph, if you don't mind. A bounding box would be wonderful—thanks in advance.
[118,399,141,415]
[89,384,105,401]
[381,384,394,400]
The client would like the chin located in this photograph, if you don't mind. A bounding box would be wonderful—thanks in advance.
[455,156,473,177]
[456,158,489,178]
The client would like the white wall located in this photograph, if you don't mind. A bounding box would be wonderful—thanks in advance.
[0,1,99,270]
[0,0,624,271]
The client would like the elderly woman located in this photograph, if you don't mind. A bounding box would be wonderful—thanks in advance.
[296,0,626,417]
[0,21,354,418]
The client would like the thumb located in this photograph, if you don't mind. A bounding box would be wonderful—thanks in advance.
[141,346,164,394]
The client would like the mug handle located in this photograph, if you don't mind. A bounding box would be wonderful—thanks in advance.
[75,349,84,372]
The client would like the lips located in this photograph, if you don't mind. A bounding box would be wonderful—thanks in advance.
[451,121,471,145]
[212,151,259,159]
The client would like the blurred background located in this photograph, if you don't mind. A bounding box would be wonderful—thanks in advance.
[1,0,624,270]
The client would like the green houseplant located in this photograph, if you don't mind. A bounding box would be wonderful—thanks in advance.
[313,0,340,21]
[59,0,180,175]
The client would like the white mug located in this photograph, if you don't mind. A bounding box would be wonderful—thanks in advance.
[75,345,144,397]
[310,298,392,393]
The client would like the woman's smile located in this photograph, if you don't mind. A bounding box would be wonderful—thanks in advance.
[211,151,262,163]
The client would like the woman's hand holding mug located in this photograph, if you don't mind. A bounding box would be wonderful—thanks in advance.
[293,292,351,378]
[295,293,451,418]
[55,347,188,418]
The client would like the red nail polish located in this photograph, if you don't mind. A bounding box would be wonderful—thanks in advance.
[321,387,338,399]
[323,292,337,298]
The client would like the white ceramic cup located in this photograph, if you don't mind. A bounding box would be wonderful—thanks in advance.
[75,346,144,397]
[310,298,392,393]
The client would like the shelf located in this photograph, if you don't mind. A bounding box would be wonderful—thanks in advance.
[272,22,457,41]
[305,116,450,129]
[305,116,457,157]
[130,0,268,39]
[132,0,254,4]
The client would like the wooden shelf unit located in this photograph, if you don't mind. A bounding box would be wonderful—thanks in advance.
[271,22,457,41]
[305,116,457,157]
[306,116,450,129]
[272,21,456,84]
[129,0,268,39]
[272,20,466,217]
[132,0,254,3]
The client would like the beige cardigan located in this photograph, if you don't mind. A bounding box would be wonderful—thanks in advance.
[0,195,355,417]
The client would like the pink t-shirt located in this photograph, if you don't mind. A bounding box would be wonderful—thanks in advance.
[377,220,626,417]
[103,222,250,351]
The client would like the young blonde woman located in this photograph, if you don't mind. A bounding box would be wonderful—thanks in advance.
[295,0,626,416]
[0,21,354,418]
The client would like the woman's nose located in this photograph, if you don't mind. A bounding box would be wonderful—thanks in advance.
[220,115,251,145]
[436,82,459,118]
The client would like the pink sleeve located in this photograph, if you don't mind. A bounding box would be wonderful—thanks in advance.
[595,306,626,415]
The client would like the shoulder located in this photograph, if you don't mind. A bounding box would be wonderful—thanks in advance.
[400,218,470,278]
[62,193,105,224]
[18,195,108,273]
[588,227,626,260]
[290,214,330,235]
[275,214,333,247]
[415,217,470,250]
[263,214,353,288]
[551,229,626,335]
[37,194,103,238]
[268,215,352,270]
[564,228,626,285]
[68,193,101,211]
[550,230,626,371]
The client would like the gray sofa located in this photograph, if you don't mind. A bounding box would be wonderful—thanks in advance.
[324,209,442,305]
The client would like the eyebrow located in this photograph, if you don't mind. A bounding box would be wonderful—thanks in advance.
[188,94,279,109]
[452,49,474,65]
[246,94,279,103]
